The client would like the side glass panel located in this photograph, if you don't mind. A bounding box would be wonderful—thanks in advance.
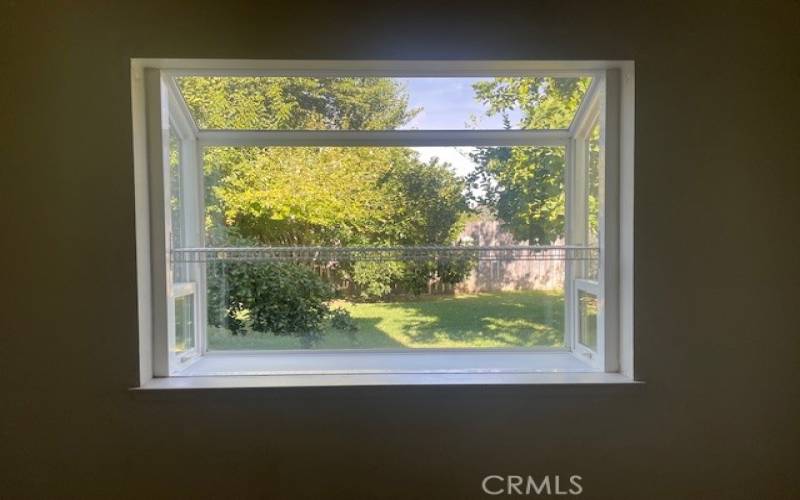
[166,106,199,366]
[577,289,598,351]
[586,121,601,248]
[174,293,196,354]
[583,119,602,281]
[169,126,184,249]
[569,109,602,360]
[169,123,190,282]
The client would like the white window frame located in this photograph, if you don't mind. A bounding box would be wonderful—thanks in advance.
[149,74,206,374]
[130,59,635,388]
[564,76,616,371]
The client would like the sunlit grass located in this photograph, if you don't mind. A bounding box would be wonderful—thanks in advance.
[208,290,565,350]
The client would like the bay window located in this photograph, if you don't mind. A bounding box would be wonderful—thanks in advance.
[131,60,635,387]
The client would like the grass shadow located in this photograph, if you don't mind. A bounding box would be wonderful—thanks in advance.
[207,315,407,350]
[207,290,565,350]
[343,290,565,348]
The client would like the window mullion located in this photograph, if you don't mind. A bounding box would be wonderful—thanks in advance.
[196,129,571,148]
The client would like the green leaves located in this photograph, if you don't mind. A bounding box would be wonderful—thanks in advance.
[208,262,335,339]
[468,77,591,244]
[177,76,417,131]
[468,146,566,244]
[473,77,590,130]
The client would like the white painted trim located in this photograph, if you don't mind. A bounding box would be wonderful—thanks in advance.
[131,63,153,386]
[601,69,621,373]
[569,78,602,137]
[135,372,639,390]
[618,63,635,379]
[164,77,199,135]
[144,69,171,378]
[130,58,613,77]
[197,129,570,148]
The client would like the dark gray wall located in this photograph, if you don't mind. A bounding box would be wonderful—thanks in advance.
[1,1,798,498]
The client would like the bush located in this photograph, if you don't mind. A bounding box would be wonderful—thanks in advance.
[351,260,403,300]
[208,262,334,340]
[329,307,358,333]
[397,256,476,296]
[400,261,434,296]
[437,255,475,285]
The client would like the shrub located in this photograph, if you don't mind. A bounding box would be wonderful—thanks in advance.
[329,307,358,333]
[351,260,403,300]
[437,255,476,285]
[396,256,476,296]
[208,262,334,340]
[400,261,434,296]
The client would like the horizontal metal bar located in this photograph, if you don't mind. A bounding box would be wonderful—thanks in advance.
[172,245,599,264]
[197,129,571,148]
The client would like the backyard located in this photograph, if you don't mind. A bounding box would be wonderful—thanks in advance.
[208,290,565,350]
[169,74,591,354]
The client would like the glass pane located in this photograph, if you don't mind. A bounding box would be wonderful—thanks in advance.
[578,290,598,351]
[586,120,601,247]
[169,123,190,282]
[176,76,591,130]
[188,145,575,351]
[580,120,602,281]
[169,125,184,248]
[174,294,195,354]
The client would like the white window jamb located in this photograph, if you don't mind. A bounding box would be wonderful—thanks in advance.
[566,76,608,370]
[165,77,208,358]
[145,63,622,377]
[145,70,204,375]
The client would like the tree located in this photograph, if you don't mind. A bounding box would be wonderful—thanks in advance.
[467,77,591,244]
[178,76,471,250]
[208,146,399,246]
[377,154,470,246]
[178,76,417,130]
[178,76,475,305]
[178,77,422,246]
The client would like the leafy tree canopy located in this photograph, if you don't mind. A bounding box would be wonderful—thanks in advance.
[177,77,467,248]
[207,146,466,247]
[178,76,418,130]
[468,77,591,244]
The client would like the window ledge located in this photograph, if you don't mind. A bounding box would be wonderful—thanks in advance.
[135,371,637,390]
[133,351,638,390]
[176,350,596,377]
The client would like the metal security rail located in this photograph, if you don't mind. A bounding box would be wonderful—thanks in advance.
[171,245,599,264]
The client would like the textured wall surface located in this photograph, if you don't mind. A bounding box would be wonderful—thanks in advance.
[1,1,798,498]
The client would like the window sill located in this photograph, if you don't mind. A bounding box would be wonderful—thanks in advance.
[136,371,636,390]
[133,351,638,390]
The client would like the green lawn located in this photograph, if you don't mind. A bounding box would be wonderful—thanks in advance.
[208,290,565,350]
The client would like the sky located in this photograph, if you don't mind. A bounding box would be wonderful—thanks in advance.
[398,77,519,131]
[397,77,522,177]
